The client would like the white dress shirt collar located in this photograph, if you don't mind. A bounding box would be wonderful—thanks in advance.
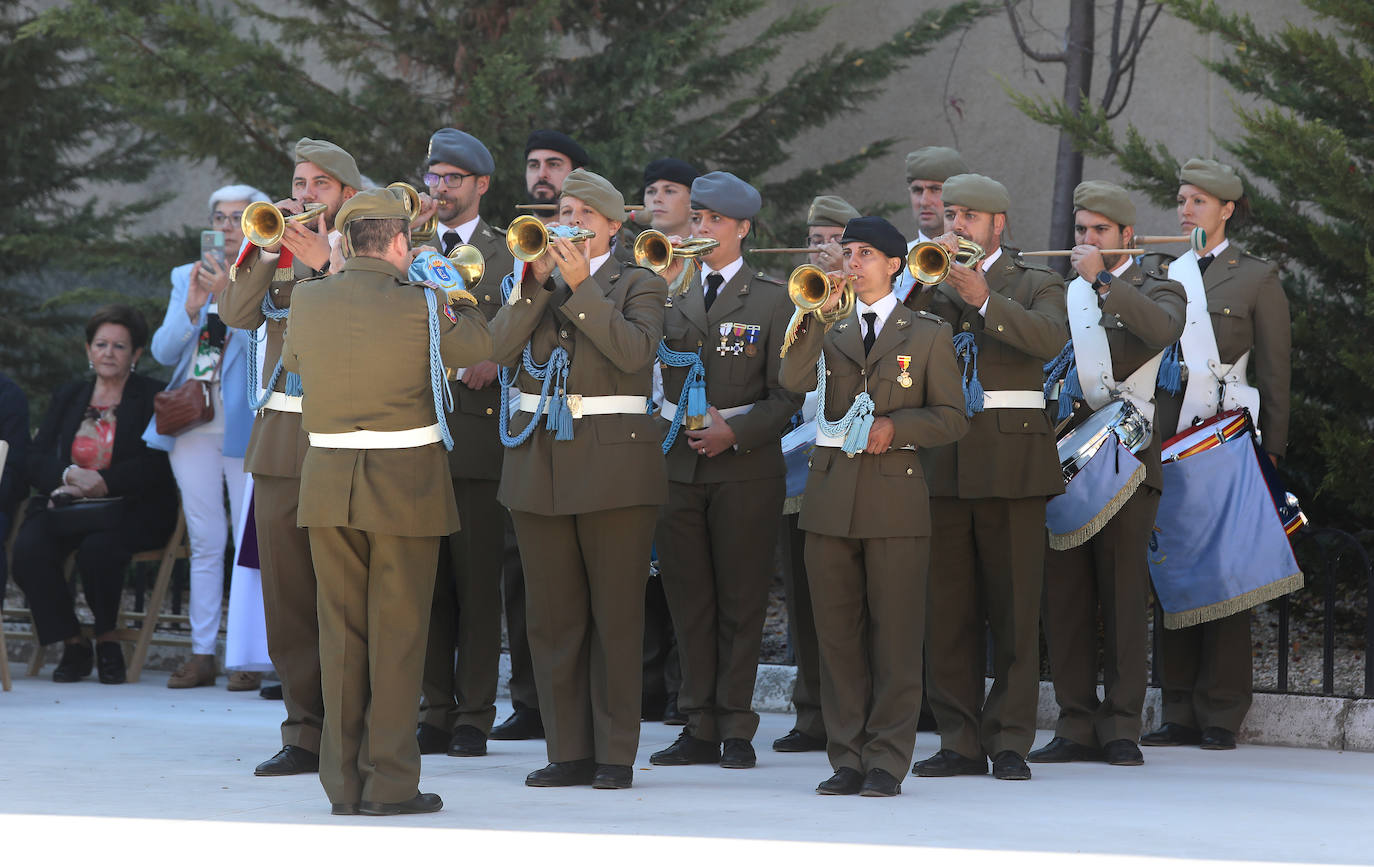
[856,290,899,336]
[700,256,744,293]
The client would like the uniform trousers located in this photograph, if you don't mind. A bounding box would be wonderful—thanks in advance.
[779,513,824,739]
[511,505,657,766]
[253,474,324,752]
[657,477,783,742]
[420,477,504,734]
[310,526,439,806]
[1043,486,1159,746]
[501,512,540,713]
[1158,611,1253,732]
[807,533,928,778]
[925,495,1046,760]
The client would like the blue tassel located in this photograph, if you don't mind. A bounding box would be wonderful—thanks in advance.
[685,370,708,419]
[284,371,303,398]
[952,332,983,417]
[554,396,574,441]
[1057,362,1082,421]
[1157,342,1182,394]
[842,408,874,456]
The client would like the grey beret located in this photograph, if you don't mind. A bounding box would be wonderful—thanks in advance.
[690,171,761,219]
[294,138,364,191]
[941,173,1010,214]
[560,168,625,221]
[1178,158,1244,201]
[905,146,969,182]
[807,195,862,228]
[1073,180,1136,227]
[427,128,495,176]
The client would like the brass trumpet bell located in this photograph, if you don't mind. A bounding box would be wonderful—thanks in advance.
[240,200,328,248]
[787,264,855,324]
[388,182,437,243]
[907,238,987,285]
[506,214,596,262]
[445,243,484,290]
[631,230,720,273]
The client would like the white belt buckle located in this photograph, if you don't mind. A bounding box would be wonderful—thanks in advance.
[566,394,583,420]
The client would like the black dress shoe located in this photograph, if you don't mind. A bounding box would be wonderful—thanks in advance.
[490,708,544,740]
[416,722,450,755]
[816,767,864,795]
[1140,722,1202,747]
[592,764,633,789]
[254,745,320,776]
[992,750,1032,780]
[1200,726,1237,750]
[447,724,488,757]
[1103,739,1144,766]
[95,641,125,684]
[720,738,756,769]
[860,767,902,797]
[331,803,360,815]
[662,694,687,726]
[359,792,443,815]
[650,733,721,766]
[52,640,94,682]
[772,729,827,752]
[1027,736,1102,763]
[525,758,596,787]
[259,682,283,700]
[913,749,988,777]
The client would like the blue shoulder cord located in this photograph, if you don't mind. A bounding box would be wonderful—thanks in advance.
[656,341,707,454]
[246,292,302,411]
[421,286,455,451]
[1042,339,1081,422]
[814,354,875,457]
[496,270,575,446]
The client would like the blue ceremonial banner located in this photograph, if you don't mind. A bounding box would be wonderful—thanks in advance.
[781,420,816,515]
[1149,435,1303,629]
[1046,435,1144,550]
[408,250,465,293]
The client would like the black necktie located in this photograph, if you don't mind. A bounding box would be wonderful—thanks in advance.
[1198,253,1215,275]
[862,311,878,356]
[442,230,462,256]
[705,272,724,311]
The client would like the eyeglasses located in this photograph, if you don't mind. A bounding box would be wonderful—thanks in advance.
[422,171,474,189]
[211,212,245,227]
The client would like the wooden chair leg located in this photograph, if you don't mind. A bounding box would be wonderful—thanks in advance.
[126,509,186,683]
[27,613,44,677]
[1,618,11,691]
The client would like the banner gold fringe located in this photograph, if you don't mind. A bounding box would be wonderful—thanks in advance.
[1047,463,1146,551]
[782,494,804,516]
[1162,571,1305,629]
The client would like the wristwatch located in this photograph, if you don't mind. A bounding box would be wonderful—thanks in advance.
[1091,269,1113,292]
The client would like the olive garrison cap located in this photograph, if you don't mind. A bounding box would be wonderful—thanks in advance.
[294,138,364,191]
[905,146,969,182]
[643,158,700,191]
[560,168,625,221]
[335,187,409,229]
[1178,157,1244,201]
[941,173,1010,214]
[1073,180,1137,227]
[427,128,495,176]
[807,195,862,228]
[525,129,591,168]
[840,216,907,260]
[690,171,762,220]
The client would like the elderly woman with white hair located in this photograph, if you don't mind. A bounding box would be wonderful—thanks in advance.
[143,183,267,690]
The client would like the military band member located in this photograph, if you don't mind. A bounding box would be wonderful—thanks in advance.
[219,137,361,776]
[490,169,668,789]
[894,147,970,301]
[524,129,588,216]
[780,216,968,796]
[909,174,1068,782]
[642,158,700,239]
[1141,159,1290,752]
[1029,182,1185,767]
[648,172,802,771]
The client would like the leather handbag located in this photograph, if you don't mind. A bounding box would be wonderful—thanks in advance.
[154,379,213,436]
[38,493,125,535]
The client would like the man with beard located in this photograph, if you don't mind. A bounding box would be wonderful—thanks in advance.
[894,147,969,302]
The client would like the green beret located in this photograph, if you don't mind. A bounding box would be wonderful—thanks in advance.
[1073,180,1136,227]
[560,168,625,221]
[806,195,862,228]
[335,187,409,229]
[941,173,1010,214]
[294,138,364,191]
[905,146,969,182]
[1178,157,1244,201]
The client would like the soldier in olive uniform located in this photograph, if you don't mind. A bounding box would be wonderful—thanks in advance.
[219,137,361,777]
[1029,182,1185,768]
[647,172,803,771]
[1141,159,1290,751]
[780,216,969,796]
[489,169,669,789]
[894,147,970,302]
[907,174,1068,782]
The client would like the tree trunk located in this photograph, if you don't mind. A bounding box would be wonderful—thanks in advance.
[1047,0,1095,272]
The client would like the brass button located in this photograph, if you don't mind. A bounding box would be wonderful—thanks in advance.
[1223,306,1231,314]
[996,324,1005,332]
[560,329,570,339]
[484,294,492,301]
[860,369,866,375]
[905,467,913,476]
[630,432,637,439]
[578,312,586,320]
[1022,421,1029,428]
[698,340,703,347]
[826,369,832,376]
[484,408,493,416]
[961,322,971,331]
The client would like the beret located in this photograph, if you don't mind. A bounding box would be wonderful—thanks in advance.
[336,187,409,229]
[427,128,495,176]
[941,173,1010,214]
[690,171,762,220]
[560,168,625,221]
[840,216,907,260]
[643,158,700,191]
[525,129,591,168]
[294,138,364,191]
[807,195,862,228]
[1179,157,1244,201]
[905,146,969,182]
[1073,180,1136,227]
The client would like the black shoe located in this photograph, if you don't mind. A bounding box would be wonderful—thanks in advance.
[992,750,1032,780]
[95,641,125,684]
[592,764,633,789]
[447,724,487,757]
[416,723,450,755]
[52,640,94,682]
[1027,736,1102,763]
[525,759,596,787]
[642,693,669,722]
[259,682,283,700]
[720,738,756,769]
[815,767,864,795]
[772,729,827,753]
[359,792,443,815]
[490,708,544,740]
[913,749,988,777]
[1140,722,1202,747]
[331,803,360,815]
[1103,739,1145,766]
[650,733,721,766]
[860,767,902,797]
[1200,726,1237,750]
[254,745,320,776]
[662,693,687,726]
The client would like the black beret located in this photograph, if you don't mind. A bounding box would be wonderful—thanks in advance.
[525,129,590,168]
[643,158,700,191]
[840,216,907,260]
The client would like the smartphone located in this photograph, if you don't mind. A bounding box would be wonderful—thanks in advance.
[201,230,226,267]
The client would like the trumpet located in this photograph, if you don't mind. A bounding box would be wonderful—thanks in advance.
[240,200,328,248]
[387,182,438,243]
[907,237,987,285]
[779,264,855,357]
[631,230,720,273]
[506,214,596,262]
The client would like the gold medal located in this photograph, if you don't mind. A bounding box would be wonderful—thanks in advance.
[896,354,913,388]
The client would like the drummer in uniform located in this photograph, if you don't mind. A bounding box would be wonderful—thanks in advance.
[1029,181,1185,768]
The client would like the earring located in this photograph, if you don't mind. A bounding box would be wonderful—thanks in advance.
[88,360,94,370]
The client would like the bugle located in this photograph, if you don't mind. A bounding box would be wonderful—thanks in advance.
[907,238,987,285]
[779,264,855,357]
[388,182,438,243]
[506,214,596,262]
[631,230,720,273]
[445,243,485,290]
[240,200,329,248]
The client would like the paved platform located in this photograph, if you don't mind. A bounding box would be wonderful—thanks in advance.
[1,678,1369,865]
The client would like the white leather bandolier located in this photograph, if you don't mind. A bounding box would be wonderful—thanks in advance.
[980,391,1047,410]
[814,427,916,451]
[659,400,755,427]
[308,423,443,449]
[261,393,303,414]
[516,392,647,417]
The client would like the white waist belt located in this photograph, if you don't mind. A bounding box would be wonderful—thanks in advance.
[261,392,303,414]
[309,423,442,449]
[659,400,755,427]
[981,390,1046,410]
[814,428,915,451]
[516,392,647,418]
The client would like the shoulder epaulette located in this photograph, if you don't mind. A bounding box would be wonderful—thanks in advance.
[752,271,784,286]
[1011,254,1058,276]
[1241,249,1269,264]
[915,309,945,325]
[294,273,329,287]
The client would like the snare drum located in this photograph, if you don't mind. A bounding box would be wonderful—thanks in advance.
[1057,399,1152,485]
